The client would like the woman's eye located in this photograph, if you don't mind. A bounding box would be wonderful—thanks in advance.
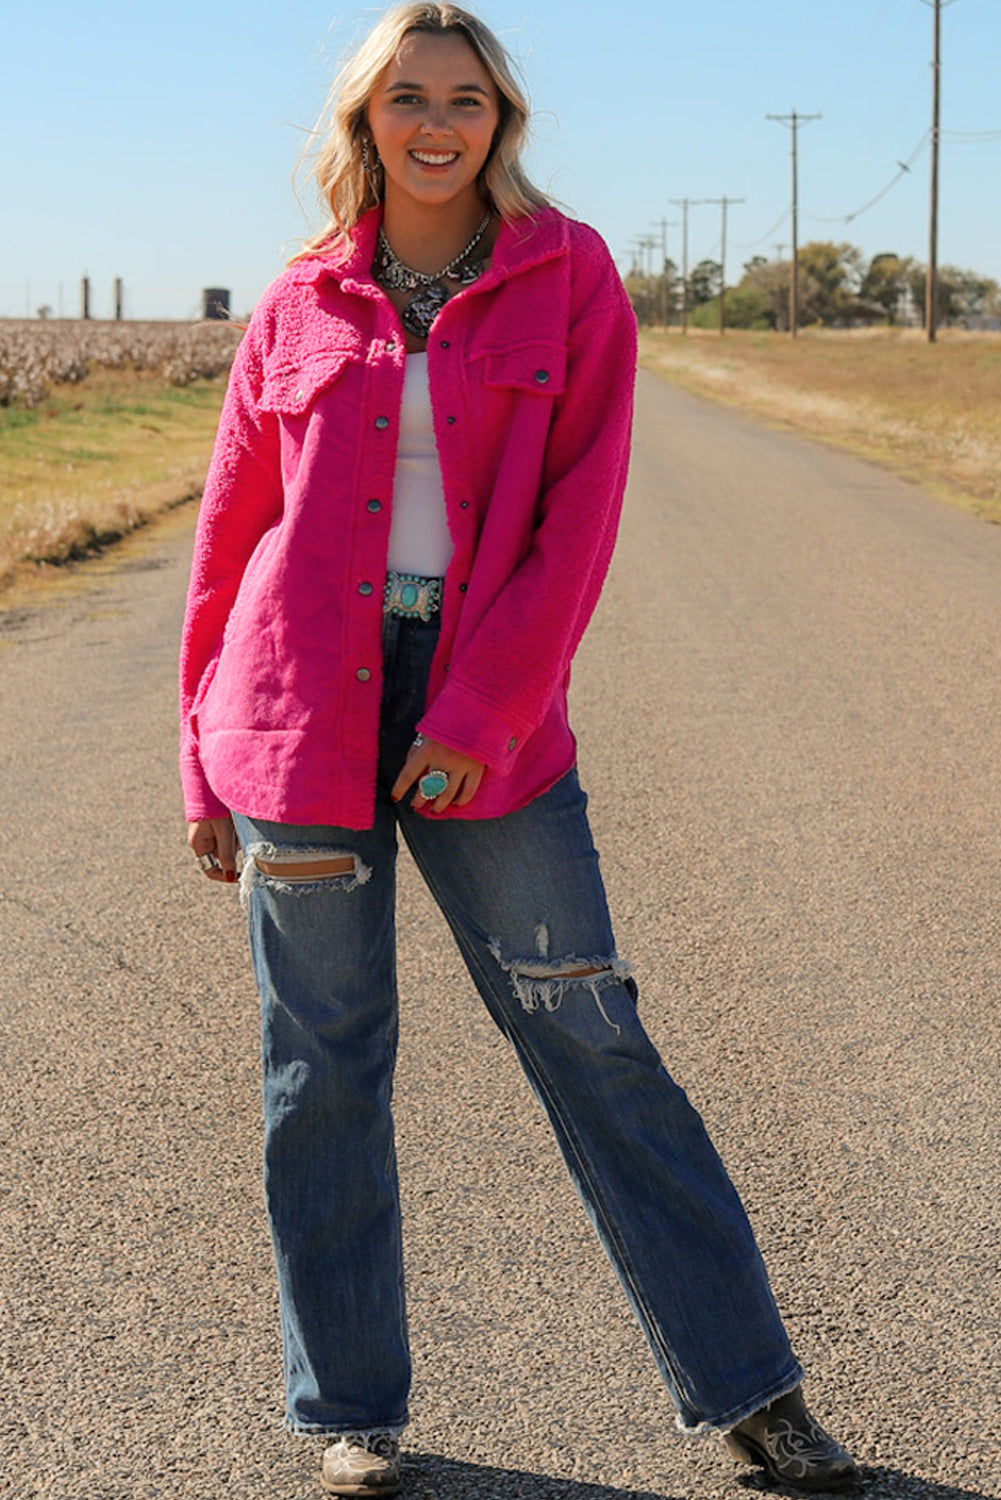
[391,93,422,106]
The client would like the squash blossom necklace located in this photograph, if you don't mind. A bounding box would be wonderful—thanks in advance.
[374,213,491,339]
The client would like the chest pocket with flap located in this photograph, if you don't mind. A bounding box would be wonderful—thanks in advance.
[259,350,361,417]
[477,341,567,396]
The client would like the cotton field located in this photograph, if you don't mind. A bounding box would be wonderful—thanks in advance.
[0,319,242,407]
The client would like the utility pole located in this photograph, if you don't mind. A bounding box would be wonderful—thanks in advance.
[767,110,821,335]
[639,235,658,326]
[921,0,959,342]
[927,0,941,340]
[702,197,745,334]
[651,218,679,326]
[668,199,705,335]
[629,238,655,324]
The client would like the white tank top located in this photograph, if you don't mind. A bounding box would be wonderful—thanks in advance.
[386,352,454,577]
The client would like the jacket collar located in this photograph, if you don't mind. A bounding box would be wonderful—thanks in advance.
[290,205,570,292]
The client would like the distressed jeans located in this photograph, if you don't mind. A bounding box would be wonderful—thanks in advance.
[233,613,802,1438]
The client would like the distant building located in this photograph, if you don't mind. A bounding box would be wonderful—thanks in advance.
[202,288,231,321]
[895,285,922,328]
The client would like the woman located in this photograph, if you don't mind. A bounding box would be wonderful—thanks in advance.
[180,5,858,1495]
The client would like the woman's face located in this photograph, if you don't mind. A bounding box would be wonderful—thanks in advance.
[366,31,500,216]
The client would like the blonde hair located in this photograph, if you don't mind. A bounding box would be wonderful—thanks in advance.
[297,2,551,250]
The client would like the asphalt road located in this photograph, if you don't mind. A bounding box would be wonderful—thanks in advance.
[1,371,999,1500]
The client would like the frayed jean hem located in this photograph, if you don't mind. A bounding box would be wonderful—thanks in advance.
[675,1361,805,1438]
[286,1418,408,1439]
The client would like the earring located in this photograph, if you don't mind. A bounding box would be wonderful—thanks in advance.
[361,138,381,173]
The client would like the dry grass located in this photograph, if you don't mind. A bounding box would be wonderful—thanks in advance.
[0,367,227,588]
[639,326,1001,523]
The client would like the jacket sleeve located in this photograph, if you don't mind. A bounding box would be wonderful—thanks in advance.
[178,312,283,820]
[418,240,637,769]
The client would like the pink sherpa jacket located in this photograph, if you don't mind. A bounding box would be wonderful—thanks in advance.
[179,206,637,827]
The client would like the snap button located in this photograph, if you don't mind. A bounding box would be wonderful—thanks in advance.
[446,415,457,425]
[375,415,390,430]
[534,369,550,384]
[386,340,396,351]
[459,582,467,593]
[356,668,372,682]
[440,339,450,349]
[295,388,304,402]
[507,737,518,751]
[459,501,469,510]
[367,499,382,513]
[358,582,374,596]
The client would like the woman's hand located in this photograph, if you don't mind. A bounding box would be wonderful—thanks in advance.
[391,736,485,813]
[187,816,239,884]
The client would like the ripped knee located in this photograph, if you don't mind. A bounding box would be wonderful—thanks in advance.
[488,932,633,1032]
[239,843,372,904]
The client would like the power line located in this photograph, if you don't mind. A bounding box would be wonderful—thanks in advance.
[734,204,790,251]
[808,132,929,225]
[846,162,915,223]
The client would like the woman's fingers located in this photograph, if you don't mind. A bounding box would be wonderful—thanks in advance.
[187,816,238,883]
[213,817,238,876]
[389,740,424,803]
[448,762,485,807]
[391,737,485,812]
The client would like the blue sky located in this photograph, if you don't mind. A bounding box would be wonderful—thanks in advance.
[2,0,999,319]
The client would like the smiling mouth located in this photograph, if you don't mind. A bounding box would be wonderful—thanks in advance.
[410,150,460,166]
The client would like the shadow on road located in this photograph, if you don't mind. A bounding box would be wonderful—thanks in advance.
[404,1453,1000,1500]
[740,1469,999,1500]
[403,1452,680,1499]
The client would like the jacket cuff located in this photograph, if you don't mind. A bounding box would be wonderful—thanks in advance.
[180,753,230,821]
[418,689,528,774]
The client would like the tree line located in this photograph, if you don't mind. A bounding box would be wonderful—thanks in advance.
[625,242,1001,331]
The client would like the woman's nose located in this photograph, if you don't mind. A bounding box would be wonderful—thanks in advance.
[420,105,449,134]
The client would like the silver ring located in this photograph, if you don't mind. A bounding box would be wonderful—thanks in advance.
[418,769,450,800]
[197,852,222,872]
[412,733,425,748]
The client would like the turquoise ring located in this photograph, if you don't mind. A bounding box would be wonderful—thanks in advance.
[418,769,450,800]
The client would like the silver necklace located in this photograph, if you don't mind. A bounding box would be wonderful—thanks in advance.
[374,213,491,339]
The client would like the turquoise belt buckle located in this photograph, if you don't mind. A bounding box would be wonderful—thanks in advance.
[384,571,443,621]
